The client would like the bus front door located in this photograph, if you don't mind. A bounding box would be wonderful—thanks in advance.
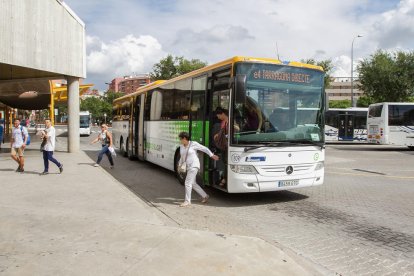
[207,70,231,189]
[338,114,354,141]
[190,76,208,185]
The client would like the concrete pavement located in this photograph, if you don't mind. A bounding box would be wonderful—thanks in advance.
[0,139,314,275]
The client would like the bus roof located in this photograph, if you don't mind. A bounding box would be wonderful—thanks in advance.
[369,102,414,106]
[328,107,368,111]
[114,56,324,104]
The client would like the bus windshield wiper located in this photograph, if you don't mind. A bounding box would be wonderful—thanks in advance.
[244,140,324,152]
[244,142,289,152]
[282,140,325,149]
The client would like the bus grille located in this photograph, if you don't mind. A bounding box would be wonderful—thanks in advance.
[257,164,314,176]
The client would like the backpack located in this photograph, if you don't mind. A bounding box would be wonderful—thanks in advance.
[21,126,31,146]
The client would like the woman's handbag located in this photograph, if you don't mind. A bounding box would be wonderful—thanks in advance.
[108,146,117,157]
[178,142,191,174]
[40,137,47,152]
[214,127,228,150]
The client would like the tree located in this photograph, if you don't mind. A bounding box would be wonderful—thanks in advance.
[150,55,208,81]
[356,95,374,107]
[301,59,333,88]
[329,100,351,108]
[358,50,414,103]
[80,90,124,123]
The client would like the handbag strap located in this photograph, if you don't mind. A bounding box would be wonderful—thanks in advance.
[184,142,191,162]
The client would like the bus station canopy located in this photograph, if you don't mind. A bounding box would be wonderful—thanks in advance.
[0,79,93,110]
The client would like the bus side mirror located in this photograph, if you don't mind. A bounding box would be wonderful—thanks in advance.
[234,74,247,104]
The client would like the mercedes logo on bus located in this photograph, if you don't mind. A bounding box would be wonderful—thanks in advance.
[286,166,294,175]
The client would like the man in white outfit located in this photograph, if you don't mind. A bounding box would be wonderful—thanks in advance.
[178,132,219,207]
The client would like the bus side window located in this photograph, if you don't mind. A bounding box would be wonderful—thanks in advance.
[174,79,192,120]
[151,91,162,120]
[144,91,153,121]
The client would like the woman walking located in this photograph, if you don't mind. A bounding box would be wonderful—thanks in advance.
[91,124,114,168]
[178,132,219,207]
[40,118,63,175]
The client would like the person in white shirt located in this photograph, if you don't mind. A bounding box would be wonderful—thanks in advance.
[178,132,219,207]
[40,118,63,175]
[11,119,28,172]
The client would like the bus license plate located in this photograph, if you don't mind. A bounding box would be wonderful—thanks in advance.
[278,180,299,187]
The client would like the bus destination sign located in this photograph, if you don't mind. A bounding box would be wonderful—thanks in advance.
[252,69,311,84]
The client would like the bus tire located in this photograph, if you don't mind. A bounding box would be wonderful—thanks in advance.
[408,146,414,151]
[120,138,127,157]
[174,149,185,185]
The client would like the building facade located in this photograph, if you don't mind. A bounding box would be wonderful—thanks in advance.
[326,77,364,101]
[108,75,150,94]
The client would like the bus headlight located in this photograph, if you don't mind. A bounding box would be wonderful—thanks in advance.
[230,165,258,174]
[315,161,324,171]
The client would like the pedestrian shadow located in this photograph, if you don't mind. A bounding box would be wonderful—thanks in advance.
[0,168,14,172]
[152,189,309,208]
[77,162,95,166]
[22,171,43,175]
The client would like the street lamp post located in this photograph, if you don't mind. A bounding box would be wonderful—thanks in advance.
[351,35,363,107]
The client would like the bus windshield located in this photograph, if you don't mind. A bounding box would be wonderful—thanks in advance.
[80,115,90,128]
[232,63,325,145]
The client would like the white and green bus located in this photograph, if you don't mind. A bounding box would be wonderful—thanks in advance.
[112,56,326,193]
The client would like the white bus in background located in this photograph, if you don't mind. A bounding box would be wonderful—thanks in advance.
[325,107,368,141]
[79,111,92,136]
[367,102,414,150]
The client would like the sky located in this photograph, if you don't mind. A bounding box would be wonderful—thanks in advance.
[63,0,414,90]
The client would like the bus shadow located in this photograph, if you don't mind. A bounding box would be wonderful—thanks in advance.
[330,145,413,153]
[82,150,309,208]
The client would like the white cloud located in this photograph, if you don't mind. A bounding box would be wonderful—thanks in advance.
[86,34,165,82]
[63,0,414,87]
[371,0,414,49]
[331,55,352,79]
[175,25,254,44]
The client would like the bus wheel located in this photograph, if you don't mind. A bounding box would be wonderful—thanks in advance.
[408,146,414,151]
[120,138,127,157]
[174,150,185,185]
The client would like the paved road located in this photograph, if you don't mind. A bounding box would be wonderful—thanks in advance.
[78,130,414,275]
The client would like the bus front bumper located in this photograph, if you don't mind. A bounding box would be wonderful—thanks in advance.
[227,169,324,193]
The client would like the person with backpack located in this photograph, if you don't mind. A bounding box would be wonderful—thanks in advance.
[177,132,219,207]
[40,118,63,175]
[11,119,28,172]
[91,124,115,168]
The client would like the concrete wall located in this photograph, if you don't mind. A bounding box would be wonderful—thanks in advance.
[0,0,86,78]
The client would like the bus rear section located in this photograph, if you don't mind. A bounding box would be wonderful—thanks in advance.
[367,102,414,149]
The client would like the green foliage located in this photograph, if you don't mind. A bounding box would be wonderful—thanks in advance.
[356,95,374,107]
[104,90,124,105]
[358,50,414,103]
[80,90,124,122]
[150,55,208,80]
[329,100,352,108]
[301,59,333,88]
